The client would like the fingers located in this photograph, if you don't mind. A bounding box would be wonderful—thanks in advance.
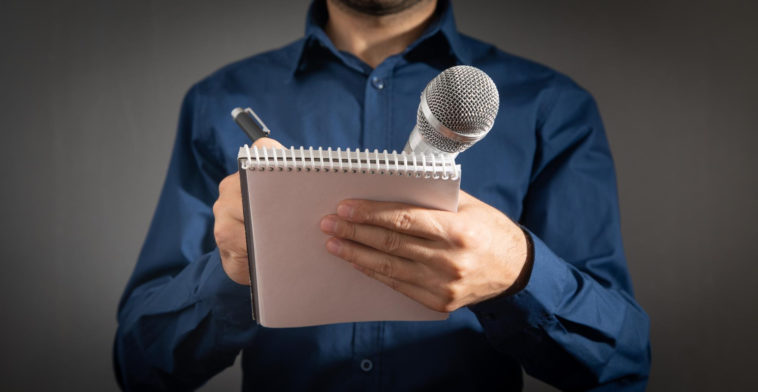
[214,216,250,285]
[351,263,448,313]
[213,137,285,286]
[325,237,429,287]
[335,200,453,241]
[215,173,243,221]
[215,220,250,285]
[320,215,435,262]
[213,172,250,285]
[214,212,247,255]
[326,238,451,313]
[252,137,285,150]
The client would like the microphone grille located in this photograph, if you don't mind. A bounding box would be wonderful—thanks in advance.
[417,65,499,153]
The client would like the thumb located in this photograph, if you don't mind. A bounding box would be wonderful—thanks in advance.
[252,137,285,150]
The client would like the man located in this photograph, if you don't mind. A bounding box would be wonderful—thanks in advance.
[115,0,651,390]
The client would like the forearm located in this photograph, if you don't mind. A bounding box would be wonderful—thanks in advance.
[115,250,255,390]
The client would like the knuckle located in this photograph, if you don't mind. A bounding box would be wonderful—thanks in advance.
[213,227,223,245]
[441,302,459,313]
[448,265,465,281]
[440,281,464,305]
[341,244,356,262]
[351,204,367,222]
[379,258,394,278]
[213,221,225,241]
[218,176,230,193]
[448,222,479,248]
[436,254,467,280]
[382,231,402,252]
[218,174,238,194]
[443,259,467,280]
[442,285,458,303]
[360,266,374,278]
[391,211,414,231]
[214,222,232,246]
[214,221,244,253]
[345,221,358,240]
[432,298,456,313]
[214,231,228,251]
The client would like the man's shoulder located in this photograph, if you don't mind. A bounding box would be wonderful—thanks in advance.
[461,33,587,97]
[191,39,304,96]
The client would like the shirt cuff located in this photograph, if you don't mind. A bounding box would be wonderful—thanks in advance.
[468,228,572,344]
[195,249,255,328]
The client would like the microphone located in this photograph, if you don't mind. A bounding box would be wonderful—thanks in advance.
[403,65,499,159]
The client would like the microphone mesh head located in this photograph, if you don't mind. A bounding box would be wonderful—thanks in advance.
[417,65,499,153]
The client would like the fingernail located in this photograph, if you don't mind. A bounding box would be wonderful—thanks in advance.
[326,238,342,254]
[320,216,338,234]
[337,203,354,219]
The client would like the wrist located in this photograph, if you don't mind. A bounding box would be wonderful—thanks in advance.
[502,227,534,296]
[469,221,534,307]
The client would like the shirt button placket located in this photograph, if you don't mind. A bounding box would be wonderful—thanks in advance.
[360,358,374,372]
[352,322,381,391]
[371,76,385,90]
[363,70,390,150]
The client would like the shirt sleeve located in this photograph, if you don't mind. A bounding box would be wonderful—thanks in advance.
[113,85,256,390]
[468,76,651,391]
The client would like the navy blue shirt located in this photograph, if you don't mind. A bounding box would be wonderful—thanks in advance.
[115,1,650,390]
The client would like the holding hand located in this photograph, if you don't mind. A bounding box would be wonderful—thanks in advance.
[320,191,530,313]
[213,137,284,285]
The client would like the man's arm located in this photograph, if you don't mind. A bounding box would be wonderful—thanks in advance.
[319,77,650,390]
[114,85,255,390]
[468,80,651,390]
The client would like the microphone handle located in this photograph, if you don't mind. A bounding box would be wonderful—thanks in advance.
[404,126,460,159]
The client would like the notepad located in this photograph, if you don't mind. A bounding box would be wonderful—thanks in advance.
[238,146,461,328]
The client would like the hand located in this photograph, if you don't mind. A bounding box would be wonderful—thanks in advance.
[213,137,284,285]
[319,191,529,312]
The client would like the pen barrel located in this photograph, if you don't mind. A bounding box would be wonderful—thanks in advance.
[234,111,268,141]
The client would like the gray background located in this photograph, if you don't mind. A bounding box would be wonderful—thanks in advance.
[1,0,756,390]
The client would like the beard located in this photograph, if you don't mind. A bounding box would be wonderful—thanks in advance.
[332,0,430,16]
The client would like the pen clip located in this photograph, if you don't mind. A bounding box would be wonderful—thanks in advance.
[244,107,271,136]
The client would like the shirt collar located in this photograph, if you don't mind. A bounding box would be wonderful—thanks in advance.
[290,0,471,77]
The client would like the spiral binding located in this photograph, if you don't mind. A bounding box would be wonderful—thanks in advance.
[239,145,459,180]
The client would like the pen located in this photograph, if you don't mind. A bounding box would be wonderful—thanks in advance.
[231,107,272,142]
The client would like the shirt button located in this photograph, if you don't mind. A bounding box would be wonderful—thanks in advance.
[371,76,385,90]
[360,358,374,372]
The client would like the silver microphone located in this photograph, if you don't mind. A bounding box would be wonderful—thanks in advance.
[403,65,500,159]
